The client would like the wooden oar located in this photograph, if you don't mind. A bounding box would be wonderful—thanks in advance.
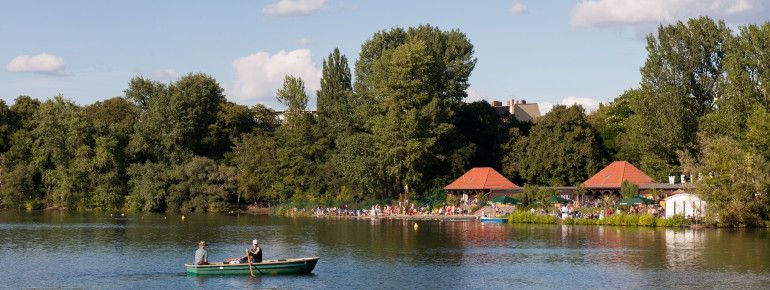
[247,250,254,277]
[246,249,265,276]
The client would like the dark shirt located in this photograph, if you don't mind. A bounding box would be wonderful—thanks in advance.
[248,246,262,263]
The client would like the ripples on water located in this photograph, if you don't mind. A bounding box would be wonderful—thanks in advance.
[1,212,769,289]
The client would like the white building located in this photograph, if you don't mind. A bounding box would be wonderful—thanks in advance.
[664,191,706,218]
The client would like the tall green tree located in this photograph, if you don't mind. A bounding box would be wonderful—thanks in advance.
[317,48,355,138]
[505,105,605,186]
[683,136,770,227]
[701,22,770,149]
[587,92,634,160]
[354,25,477,197]
[456,101,506,170]
[80,97,139,209]
[130,73,226,163]
[274,76,324,197]
[30,96,91,208]
[625,17,732,179]
[203,101,257,160]
[124,77,166,111]
[233,131,280,204]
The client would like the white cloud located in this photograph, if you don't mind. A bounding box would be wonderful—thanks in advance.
[510,2,528,15]
[539,96,602,115]
[152,68,178,79]
[561,96,601,113]
[6,53,65,74]
[538,101,555,115]
[571,0,767,30]
[231,49,321,103]
[263,0,326,16]
[465,86,488,102]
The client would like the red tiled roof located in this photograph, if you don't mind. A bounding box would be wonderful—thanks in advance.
[582,161,655,189]
[444,167,520,190]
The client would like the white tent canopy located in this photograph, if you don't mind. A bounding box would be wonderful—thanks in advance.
[664,191,706,218]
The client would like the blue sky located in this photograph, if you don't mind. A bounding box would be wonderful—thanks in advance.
[2,0,769,111]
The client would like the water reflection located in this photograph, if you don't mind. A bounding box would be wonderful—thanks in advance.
[0,212,768,289]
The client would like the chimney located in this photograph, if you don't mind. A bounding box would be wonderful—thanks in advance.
[520,99,527,104]
[492,101,502,107]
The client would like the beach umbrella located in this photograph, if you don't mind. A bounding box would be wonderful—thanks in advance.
[548,195,572,204]
[490,196,521,205]
[618,196,655,206]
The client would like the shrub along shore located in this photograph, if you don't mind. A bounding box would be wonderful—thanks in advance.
[506,211,689,227]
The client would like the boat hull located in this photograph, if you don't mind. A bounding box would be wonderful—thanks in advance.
[479,217,507,223]
[185,257,319,276]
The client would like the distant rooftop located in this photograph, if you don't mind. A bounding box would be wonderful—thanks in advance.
[582,161,655,189]
[490,99,541,123]
[444,167,520,191]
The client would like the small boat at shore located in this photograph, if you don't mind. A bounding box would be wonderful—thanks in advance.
[479,217,508,223]
[185,257,319,276]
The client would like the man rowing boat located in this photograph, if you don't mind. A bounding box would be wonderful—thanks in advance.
[241,239,263,263]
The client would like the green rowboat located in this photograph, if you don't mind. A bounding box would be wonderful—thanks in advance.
[185,257,319,276]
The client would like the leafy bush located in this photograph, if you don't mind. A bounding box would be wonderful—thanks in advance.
[512,211,688,227]
[620,180,640,199]
[638,214,657,226]
[659,214,687,227]
[446,194,460,207]
[507,211,559,224]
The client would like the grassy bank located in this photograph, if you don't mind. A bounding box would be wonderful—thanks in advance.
[507,211,690,227]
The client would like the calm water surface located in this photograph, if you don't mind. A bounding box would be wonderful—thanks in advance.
[1,212,769,289]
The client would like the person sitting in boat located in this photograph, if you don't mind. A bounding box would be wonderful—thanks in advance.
[240,239,263,263]
[195,240,209,265]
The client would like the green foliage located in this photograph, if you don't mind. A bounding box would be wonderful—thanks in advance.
[507,211,559,224]
[1,21,770,227]
[683,136,770,227]
[232,131,279,204]
[0,163,37,209]
[445,194,459,207]
[505,105,605,186]
[168,157,237,213]
[456,101,506,169]
[356,25,477,198]
[587,94,634,160]
[126,162,171,212]
[623,17,732,180]
[561,214,686,227]
[130,73,225,163]
[317,48,355,138]
[203,101,257,160]
[620,180,640,199]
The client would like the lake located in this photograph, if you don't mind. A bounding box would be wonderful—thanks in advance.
[1,212,769,289]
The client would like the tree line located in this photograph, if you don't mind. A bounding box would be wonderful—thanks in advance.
[0,20,768,225]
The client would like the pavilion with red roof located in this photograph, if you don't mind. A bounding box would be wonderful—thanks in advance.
[444,167,520,200]
[582,161,655,195]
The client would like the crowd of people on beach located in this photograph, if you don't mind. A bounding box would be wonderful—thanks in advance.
[539,204,665,219]
[282,195,673,221]
[286,200,472,218]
